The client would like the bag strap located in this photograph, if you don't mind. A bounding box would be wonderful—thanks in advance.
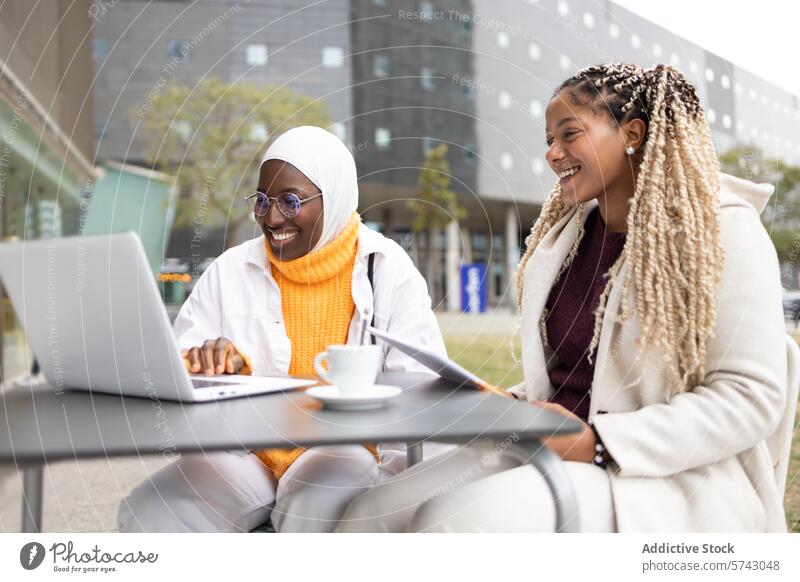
[366,253,377,345]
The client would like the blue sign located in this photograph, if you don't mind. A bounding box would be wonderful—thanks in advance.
[460,263,487,313]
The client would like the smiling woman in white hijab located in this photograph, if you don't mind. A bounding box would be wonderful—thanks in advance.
[262,125,357,252]
[118,126,447,533]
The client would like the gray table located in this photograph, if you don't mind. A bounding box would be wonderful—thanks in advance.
[0,372,583,533]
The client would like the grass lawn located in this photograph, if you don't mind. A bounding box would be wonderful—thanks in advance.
[445,334,800,532]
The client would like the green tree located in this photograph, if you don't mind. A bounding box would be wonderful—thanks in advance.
[407,143,466,304]
[719,146,800,277]
[135,78,330,247]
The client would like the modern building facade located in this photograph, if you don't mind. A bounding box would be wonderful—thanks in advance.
[91,0,800,309]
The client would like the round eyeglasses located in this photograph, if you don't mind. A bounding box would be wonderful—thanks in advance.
[243,191,323,219]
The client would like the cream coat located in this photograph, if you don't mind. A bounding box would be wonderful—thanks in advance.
[509,173,788,532]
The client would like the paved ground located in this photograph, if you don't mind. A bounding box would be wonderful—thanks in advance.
[0,457,172,532]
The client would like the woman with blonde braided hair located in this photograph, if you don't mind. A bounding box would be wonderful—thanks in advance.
[339,63,787,533]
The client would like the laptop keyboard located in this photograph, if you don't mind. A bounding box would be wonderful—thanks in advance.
[191,378,237,389]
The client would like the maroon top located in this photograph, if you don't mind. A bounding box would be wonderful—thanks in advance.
[544,207,627,421]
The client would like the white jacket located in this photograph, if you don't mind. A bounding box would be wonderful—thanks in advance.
[511,173,788,532]
[174,224,445,374]
[173,224,447,473]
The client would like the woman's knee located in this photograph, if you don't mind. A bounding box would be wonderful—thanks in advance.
[118,451,276,532]
[118,473,187,532]
[335,486,388,532]
[408,465,558,532]
[272,446,379,533]
[278,445,378,495]
[406,497,456,533]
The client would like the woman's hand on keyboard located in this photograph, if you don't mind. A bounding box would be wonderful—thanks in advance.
[181,337,247,376]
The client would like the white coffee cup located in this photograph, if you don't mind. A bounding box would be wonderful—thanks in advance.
[313,345,381,395]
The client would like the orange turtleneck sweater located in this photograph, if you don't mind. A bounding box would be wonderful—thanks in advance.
[245,213,376,479]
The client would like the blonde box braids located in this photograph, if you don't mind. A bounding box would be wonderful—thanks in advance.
[515,63,723,395]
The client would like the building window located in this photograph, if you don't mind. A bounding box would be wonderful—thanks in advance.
[420,1,434,19]
[722,114,732,129]
[670,53,680,67]
[532,158,545,175]
[528,43,541,60]
[500,153,514,171]
[330,122,346,141]
[689,60,698,74]
[735,82,743,94]
[167,40,190,63]
[720,74,731,89]
[652,43,662,58]
[630,34,641,49]
[38,200,62,239]
[497,32,510,48]
[583,12,595,28]
[463,144,477,163]
[529,99,543,119]
[705,67,715,83]
[375,127,391,150]
[373,54,390,77]
[557,1,570,17]
[421,67,435,90]
[706,108,716,124]
[322,46,344,68]
[559,54,570,70]
[246,44,268,67]
[92,38,108,62]
[498,91,513,109]
[609,23,620,39]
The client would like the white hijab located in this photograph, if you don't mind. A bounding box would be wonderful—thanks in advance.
[261,126,358,252]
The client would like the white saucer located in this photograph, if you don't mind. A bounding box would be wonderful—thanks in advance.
[306,384,402,411]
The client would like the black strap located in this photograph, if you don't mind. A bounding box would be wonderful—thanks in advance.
[366,253,377,345]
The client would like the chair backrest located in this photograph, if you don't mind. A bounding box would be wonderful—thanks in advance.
[766,336,800,493]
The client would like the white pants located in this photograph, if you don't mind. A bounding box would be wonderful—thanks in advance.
[336,444,617,532]
[118,445,379,533]
[118,442,455,533]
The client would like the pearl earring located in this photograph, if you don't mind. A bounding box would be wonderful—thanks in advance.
[625,146,635,155]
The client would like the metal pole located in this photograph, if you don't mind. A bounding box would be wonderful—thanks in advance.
[0,285,4,387]
[502,439,581,533]
[406,442,424,467]
[21,465,44,533]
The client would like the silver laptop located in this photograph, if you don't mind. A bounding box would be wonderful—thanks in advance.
[0,231,315,401]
